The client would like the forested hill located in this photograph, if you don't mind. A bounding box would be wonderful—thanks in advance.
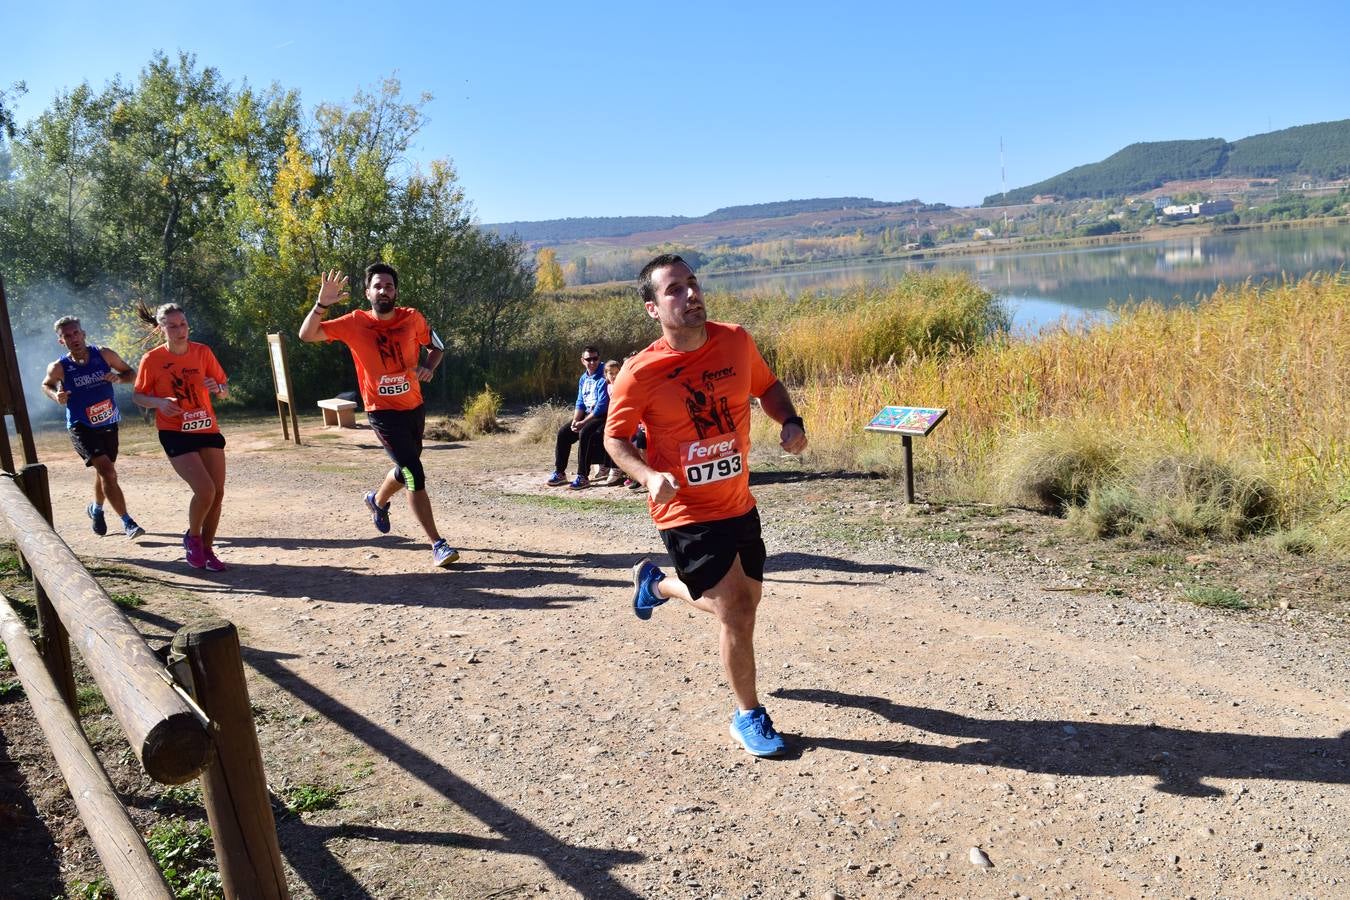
[985,119,1350,206]
[487,197,905,242]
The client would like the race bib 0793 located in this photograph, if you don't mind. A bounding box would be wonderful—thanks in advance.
[180,409,214,432]
[377,373,411,397]
[679,432,744,487]
[86,398,118,427]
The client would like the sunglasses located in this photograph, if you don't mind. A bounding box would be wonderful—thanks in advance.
[582,356,599,362]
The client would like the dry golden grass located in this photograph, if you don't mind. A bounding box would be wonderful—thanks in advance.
[759,274,1347,541]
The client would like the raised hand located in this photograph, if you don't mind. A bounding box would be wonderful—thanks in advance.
[317,269,350,309]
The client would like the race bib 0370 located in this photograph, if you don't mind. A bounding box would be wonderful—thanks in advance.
[679,432,744,487]
[180,409,214,432]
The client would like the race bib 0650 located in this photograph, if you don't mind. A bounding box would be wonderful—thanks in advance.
[377,373,411,397]
[679,432,744,487]
[180,409,214,432]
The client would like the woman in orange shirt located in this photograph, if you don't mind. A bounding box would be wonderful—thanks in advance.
[132,303,230,572]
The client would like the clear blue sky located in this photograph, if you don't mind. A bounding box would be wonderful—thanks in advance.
[6,0,1348,223]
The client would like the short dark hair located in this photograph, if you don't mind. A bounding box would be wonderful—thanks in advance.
[582,345,599,357]
[637,253,687,303]
[365,262,399,289]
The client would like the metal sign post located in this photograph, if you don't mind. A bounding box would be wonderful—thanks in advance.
[266,333,301,446]
[864,406,948,503]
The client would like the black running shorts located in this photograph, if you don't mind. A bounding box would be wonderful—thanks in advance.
[158,429,227,458]
[367,405,427,492]
[70,423,119,467]
[659,507,766,601]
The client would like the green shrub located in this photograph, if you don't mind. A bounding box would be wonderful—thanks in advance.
[996,424,1122,512]
[145,818,221,899]
[1182,585,1250,610]
[280,781,342,814]
[463,385,503,435]
[1134,454,1281,540]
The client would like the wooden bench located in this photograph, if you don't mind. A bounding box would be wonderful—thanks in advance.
[317,398,358,428]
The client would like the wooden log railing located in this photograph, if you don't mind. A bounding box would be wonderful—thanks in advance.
[0,474,211,783]
[0,594,174,899]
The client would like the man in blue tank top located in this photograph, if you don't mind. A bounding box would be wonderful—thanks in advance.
[41,316,145,538]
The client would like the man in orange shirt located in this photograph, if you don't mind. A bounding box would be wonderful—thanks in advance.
[604,254,807,757]
[299,263,459,568]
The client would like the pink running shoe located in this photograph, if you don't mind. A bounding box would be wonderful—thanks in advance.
[204,549,228,572]
[184,532,206,569]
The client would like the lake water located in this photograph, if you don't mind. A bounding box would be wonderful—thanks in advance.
[705,223,1350,333]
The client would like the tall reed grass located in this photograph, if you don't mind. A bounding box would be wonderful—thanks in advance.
[764,274,1347,544]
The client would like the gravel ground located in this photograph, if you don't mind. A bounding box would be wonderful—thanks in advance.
[1,414,1346,899]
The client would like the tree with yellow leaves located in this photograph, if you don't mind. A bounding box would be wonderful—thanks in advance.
[535,247,565,292]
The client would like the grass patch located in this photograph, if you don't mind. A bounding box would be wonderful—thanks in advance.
[77,685,107,717]
[279,781,342,814]
[108,591,145,609]
[513,403,572,446]
[144,818,222,898]
[463,385,504,435]
[507,493,647,515]
[68,878,113,899]
[153,785,203,813]
[1181,585,1250,610]
[425,416,470,442]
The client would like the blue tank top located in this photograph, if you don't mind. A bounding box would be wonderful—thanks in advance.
[60,346,120,430]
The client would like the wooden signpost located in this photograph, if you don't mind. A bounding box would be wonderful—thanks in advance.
[864,405,948,504]
[267,333,301,445]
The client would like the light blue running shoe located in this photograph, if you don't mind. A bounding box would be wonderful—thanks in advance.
[123,517,145,539]
[729,706,787,757]
[432,539,460,568]
[631,558,667,620]
[364,490,391,534]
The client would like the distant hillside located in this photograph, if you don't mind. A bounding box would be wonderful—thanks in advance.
[985,120,1350,206]
[487,197,905,243]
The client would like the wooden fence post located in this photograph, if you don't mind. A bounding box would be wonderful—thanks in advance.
[0,475,210,783]
[1,595,174,899]
[171,620,289,899]
[14,462,77,711]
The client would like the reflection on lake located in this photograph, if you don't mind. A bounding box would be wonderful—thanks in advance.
[705,223,1350,333]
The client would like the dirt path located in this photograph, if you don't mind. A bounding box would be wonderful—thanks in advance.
[9,416,1349,898]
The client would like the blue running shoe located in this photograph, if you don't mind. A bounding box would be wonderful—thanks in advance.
[87,503,107,536]
[546,471,568,487]
[123,517,145,539]
[432,539,460,568]
[631,558,667,620]
[729,706,787,757]
[364,490,391,534]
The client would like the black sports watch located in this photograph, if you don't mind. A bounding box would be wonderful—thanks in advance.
[784,415,805,430]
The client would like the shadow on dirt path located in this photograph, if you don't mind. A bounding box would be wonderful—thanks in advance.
[774,688,1350,798]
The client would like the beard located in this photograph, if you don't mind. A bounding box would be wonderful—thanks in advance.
[373,299,396,315]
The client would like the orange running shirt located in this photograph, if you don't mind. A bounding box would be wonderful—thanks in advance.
[606,322,778,529]
[134,342,228,434]
[319,308,432,411]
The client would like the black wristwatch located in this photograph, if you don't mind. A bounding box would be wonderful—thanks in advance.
[784,415,805,430]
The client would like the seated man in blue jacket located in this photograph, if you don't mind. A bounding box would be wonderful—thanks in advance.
[546,346,609,490]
